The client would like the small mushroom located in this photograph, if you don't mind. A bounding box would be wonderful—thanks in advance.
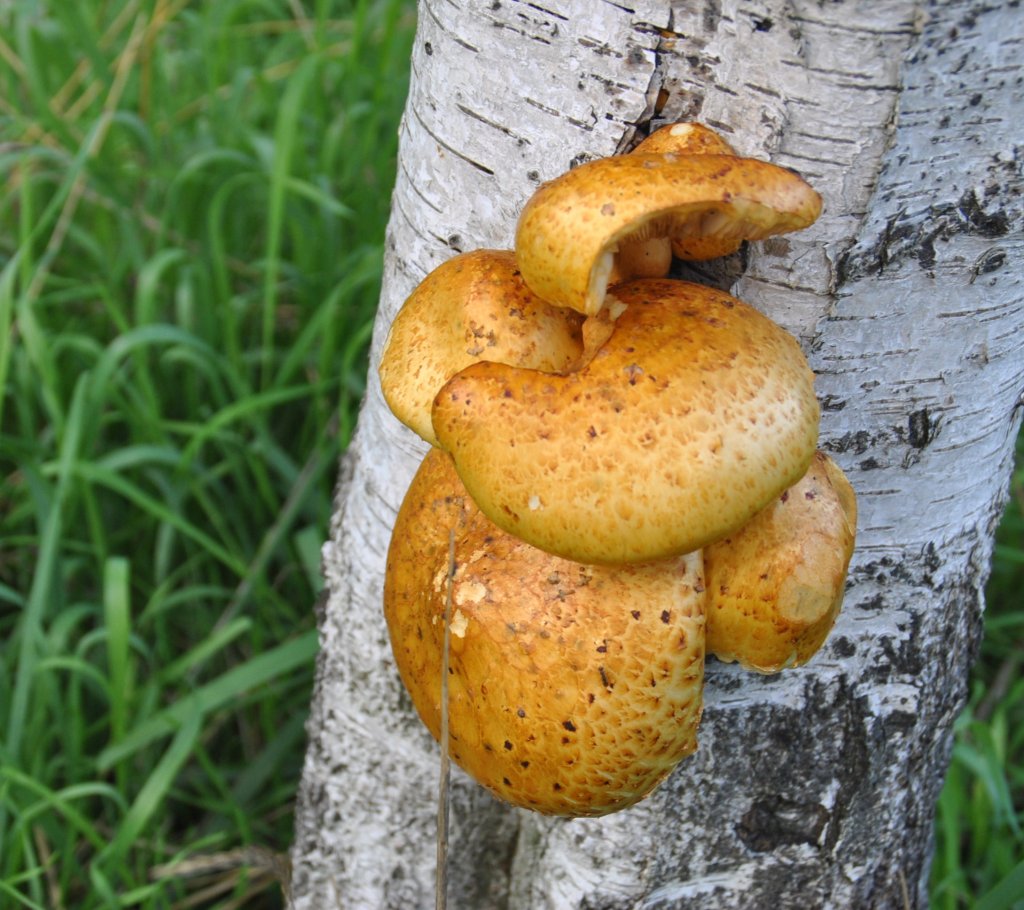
[378,249,585,446]
[432,278,820,565]
[384,448,705,816]
[705,451,857,672]
[515,146,821,315]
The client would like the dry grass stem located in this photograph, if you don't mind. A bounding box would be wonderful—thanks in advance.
[151,846,291,909]
[436,528,456,910]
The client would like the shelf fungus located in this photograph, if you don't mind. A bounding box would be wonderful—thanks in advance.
[384,449,705,817]
[432,278,820,566]
[612,122,744,275]
[515,126,822,317]
[378,122,856,816]
[379,249,586,447]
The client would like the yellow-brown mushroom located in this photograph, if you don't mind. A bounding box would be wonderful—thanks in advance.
[384,448,705,816]
[631,123,753,261]
[705,451,857,672]
[378,249,585,446]
[375,122,856,819]
[515,148,822,316]
[632,122,737,157]
[432,278,820,565]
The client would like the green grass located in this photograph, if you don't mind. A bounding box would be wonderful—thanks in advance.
[0,1,416,906]
[932,430,1024,910]
[0,2,1020,908]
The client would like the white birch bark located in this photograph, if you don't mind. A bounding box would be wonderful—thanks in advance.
[290,2,1024,907]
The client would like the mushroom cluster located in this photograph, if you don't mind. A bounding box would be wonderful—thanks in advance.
[379,123,857,817]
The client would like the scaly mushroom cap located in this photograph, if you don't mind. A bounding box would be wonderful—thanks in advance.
[384,448,705,817]
[515,152,822,315]
[705,451,857,672]
[378,249,585,446]
[432,278,820,565]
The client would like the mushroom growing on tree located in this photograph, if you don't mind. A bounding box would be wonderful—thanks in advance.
[384,444,855,815]
[609,122,741,282]
[384,449,705,816]
[515,136,822,317]
[377,123,857,816]
[293,6,1024,905]
[432,278,821,565]
[704,450,858,673]
[378,249,585,446]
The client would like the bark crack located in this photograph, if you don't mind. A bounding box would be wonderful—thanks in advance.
[411,105,497,176]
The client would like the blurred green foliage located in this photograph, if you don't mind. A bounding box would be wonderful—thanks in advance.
[0,1,415,905]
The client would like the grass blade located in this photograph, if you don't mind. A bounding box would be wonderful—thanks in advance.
[260,54,320,388]
[974,858,1024,910]
[102,704,202,866]
[97,630,318,770]
[104,557,133,750]
[7,377,87,765]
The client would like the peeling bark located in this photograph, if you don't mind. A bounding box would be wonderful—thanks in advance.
[290,2,1023,907]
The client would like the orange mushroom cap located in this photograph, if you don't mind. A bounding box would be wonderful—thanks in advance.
[705,451,857,672]
[515,152,822,316]
[432,278,820,565]
[379,249,585,446]
[384,448,706,816]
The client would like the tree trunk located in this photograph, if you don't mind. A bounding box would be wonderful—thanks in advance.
[289,2,1024,907]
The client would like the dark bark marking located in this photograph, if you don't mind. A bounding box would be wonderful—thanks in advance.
[831,636,857,659]
[837,188,1015,283]
[969,246,1007,282]
[702,0,721,34]
[908,408,937,449]
[736,795,830,851]
[456,103,531,143]
[820,395,848,412]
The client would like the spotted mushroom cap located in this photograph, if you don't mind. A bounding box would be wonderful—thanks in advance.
[515,151,822,316]
[705,451,857,672]
[432,278,820,565]
[378,249,585,446]
[384,447,706,817]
